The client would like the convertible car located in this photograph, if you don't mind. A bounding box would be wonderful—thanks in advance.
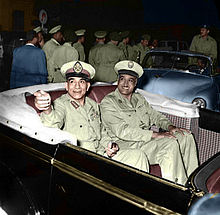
[0,83,220,215]
[138,50,220,111]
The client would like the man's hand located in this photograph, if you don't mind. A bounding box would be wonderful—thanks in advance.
[34,90,52,114]
[168,125,191,135]
[152,131,176,139]
[106,142,119,158]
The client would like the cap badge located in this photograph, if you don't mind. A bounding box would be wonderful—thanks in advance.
[73,61,83,73]
[128,61,134,68]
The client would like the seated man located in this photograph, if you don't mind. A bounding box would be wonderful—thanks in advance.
[100,60,199,185]
[34,60,149,172]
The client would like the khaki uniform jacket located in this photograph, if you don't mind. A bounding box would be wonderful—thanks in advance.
[40,94,106,153]
[43,38,60,62]
[47,43,79,83]
[94,41,126,82]
[100,88,172,147]
[73,42,85,61]
[118,42,134,60]
[132,43,151,64]
[88,42,104,72]
[190,35,217,60]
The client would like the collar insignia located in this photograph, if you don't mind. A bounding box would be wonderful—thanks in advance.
[128,61,134,68]
[73,61,83,73]
[71,101,79,109]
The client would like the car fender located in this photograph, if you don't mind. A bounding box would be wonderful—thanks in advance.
[190,82,219,110]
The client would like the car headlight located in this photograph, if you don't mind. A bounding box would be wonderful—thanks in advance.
[192,98,206,108]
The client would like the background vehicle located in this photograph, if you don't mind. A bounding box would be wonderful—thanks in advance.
[158,40,189,51]
[138,50,220,111]
[0,83,220,214]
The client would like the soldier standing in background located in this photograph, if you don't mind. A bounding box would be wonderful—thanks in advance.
[47,29,79,83]
[43,25,64,62]
[189,24,217,71]
[73,29,86,61]
[132,34,151,64]
[118,31,133,60]
[88,30,107,72]
[33,26,45,48]
[94,32,125,83]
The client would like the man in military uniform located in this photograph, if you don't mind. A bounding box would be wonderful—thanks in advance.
[34,60,149,172]
[118,31,134,60]
[47,29,79,83]
[132,34,151,64]
[100,60,199,185]
[88,30,107,72]
[42,25,64,62]
[190,25,217,62]
[73,29,86,61]
[94,32,125,83]
[33,26,44,48]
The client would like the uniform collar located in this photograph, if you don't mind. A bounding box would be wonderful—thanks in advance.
[51,38,61,46]
[66,93,83,109]
[114,88,139,108]
[26,43,35,47]
[199,35,209,40]
[66,93,94,110]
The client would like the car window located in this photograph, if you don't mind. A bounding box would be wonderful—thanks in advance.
[167,42,177,51]
[142,52,210,75]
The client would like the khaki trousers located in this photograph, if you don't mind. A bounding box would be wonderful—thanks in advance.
[123,132,198,185]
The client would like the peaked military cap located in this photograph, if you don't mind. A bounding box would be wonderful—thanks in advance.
[200,24,210,30]
[141,34,151,41]
[114,60,144,78]
[61,61,95,80]
[49,25,62,34]
[119,31,130,39]
[33,26,42,33]
[94,30,107,38]
[75,29,86,36]
[109,32,121,41]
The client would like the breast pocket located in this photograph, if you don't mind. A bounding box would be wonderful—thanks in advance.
[137,104,150,127]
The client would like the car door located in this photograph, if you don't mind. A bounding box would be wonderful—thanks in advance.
[48,143,196,215]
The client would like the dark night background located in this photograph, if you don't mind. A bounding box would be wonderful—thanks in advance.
[1,0,220,91]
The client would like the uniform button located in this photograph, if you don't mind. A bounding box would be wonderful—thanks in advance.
[88,119,90,122]
[80,125,82,128]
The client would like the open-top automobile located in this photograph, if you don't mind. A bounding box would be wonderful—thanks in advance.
[0,83,220,215]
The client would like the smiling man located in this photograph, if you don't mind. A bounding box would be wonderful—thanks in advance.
[100,60,199,185]
[34,60,149,172]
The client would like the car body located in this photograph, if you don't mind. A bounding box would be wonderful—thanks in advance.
[0,83,220,215]
[138,50,220,111]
